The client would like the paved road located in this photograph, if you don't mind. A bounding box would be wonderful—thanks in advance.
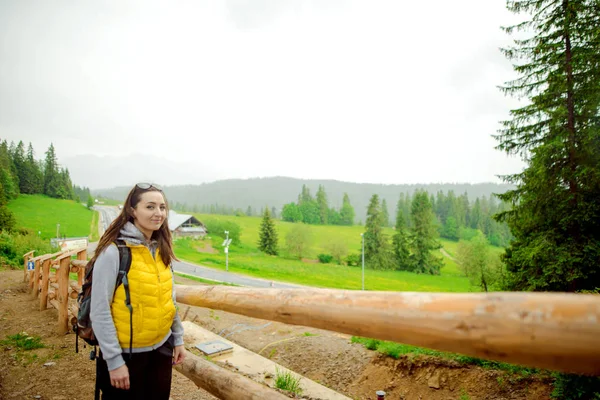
[94,205,120,236]
[91,207,301,288]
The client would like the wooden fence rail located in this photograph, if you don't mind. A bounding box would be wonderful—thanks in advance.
[175,285,600,376]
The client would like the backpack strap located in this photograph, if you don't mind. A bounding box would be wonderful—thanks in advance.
[114,239,132,291]
[114,239,133,358]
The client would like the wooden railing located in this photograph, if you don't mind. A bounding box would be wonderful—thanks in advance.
[22,251,600,400]
[23,248,87,334]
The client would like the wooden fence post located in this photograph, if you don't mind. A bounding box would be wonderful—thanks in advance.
[31,259,41,299]
[76,249,87,286]
[57,256,70,334]
[23,251,35,283]
[49,250,79,335]
[40,259,51,311]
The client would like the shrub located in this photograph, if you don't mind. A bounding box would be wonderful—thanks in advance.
[284,224,312,259]
[345,253,361,266]
[551,373,600,399]
[202,218,242,245]
[325,238,348,264]
[317,254,333,264]
[0,231,53,268]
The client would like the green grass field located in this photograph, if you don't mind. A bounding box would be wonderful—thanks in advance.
[175,237,473,291]
[7,194,98,240]
[171,213,506,292]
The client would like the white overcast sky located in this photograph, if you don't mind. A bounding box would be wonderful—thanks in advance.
[0,0,525,186]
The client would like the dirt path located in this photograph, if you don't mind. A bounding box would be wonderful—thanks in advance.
[0,269,552,400]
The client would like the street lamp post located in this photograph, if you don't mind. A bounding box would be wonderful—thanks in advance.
[361,232,365,290]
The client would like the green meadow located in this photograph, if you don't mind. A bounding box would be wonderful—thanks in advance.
[7,194,97,240]
[171,213,500,292]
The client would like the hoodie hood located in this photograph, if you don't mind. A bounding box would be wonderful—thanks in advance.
[119,221,158,249]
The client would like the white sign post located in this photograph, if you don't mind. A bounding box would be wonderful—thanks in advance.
[222,231,232,272]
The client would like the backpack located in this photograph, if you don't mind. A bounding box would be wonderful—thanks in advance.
[74,239,132,349]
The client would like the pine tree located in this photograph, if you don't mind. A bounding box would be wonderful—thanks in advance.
[0,140,19,201]
[410,191,443,274]
[364,194,393,270]
[12,141,28,193]
[495,0,600,292]
[43,143,63,198]
[339,193,355,226]
[316,185,328,225]
[381,198,390,227]
[258,207,278,255]
[26,143,43,194]
[392,198,411,270]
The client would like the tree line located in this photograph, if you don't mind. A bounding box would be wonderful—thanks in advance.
[0,139,91,232]
[278,184,512,246]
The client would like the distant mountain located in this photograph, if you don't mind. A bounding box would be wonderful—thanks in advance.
[93,176,514,221]
[62,153,216,190]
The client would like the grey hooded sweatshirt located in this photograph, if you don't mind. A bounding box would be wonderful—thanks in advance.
[90,222,184,371]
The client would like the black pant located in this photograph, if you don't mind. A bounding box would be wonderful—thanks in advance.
[97,338,174,400]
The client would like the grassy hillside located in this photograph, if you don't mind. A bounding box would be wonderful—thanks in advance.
[7,195,97,240]
[172,213,503,291]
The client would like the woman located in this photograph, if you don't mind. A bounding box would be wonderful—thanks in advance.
[90,183,185,399]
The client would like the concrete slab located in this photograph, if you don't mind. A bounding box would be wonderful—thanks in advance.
[182,321,351,400]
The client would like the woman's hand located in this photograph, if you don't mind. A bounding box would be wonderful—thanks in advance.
[173,345,186,365]
[109,364,130,390]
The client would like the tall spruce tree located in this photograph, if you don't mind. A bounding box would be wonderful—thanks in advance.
[0,140,19,201]
[410,191,443,274]
[392,198,411,270]
[43,143,62,198]
[495,0,600,292]
[26,143,43,193]
[316,185,328,225]
[364,194,393,270]
[381,198,390,227]
[258,207,279,255]
[339,193,355,226]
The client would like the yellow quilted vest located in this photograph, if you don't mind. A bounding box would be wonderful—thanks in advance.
[111,243,176,349]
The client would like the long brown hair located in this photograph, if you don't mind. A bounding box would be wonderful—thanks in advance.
[91,185,178,266]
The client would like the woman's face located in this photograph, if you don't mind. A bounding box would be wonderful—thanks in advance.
[131,191,167,239]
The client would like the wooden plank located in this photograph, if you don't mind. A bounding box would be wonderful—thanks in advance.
[175,285,600,376]
[71,260,88,268]
[52,250,79,264]
[39,251,64,262]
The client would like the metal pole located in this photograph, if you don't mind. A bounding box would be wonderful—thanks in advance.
[225,231,229,272]
[361,233,365,291]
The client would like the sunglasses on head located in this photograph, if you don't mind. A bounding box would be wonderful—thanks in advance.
[136,183,162,191]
